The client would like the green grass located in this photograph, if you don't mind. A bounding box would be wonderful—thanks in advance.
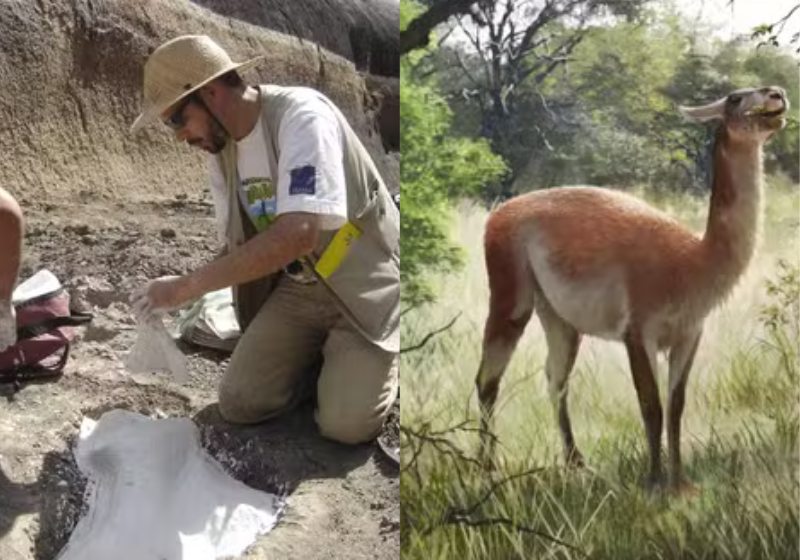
[401,178,800,560]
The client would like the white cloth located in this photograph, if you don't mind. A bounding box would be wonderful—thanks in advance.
[56,410,282,560]
[209,87,348,242]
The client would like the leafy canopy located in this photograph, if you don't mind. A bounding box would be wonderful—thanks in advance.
[400,0,507,307]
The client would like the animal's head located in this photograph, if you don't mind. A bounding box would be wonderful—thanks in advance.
[679,86,789,144]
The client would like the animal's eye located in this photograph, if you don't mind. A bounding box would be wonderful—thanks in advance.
[727,94,742,106]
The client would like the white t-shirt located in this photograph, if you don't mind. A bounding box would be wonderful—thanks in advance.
[209,89,348,244]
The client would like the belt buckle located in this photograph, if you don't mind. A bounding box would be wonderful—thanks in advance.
[284,260,317,285]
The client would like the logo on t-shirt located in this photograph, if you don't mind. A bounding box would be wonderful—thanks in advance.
[289,165,317,195]
[241,177,276,232]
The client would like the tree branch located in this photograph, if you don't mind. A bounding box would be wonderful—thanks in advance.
[457,15,493,87]
[517,1,558,56]
[400,304,420,318]
[417,461,587,555]
[518,29,586,84]
[498,0,516,38]
[772,3,800,34]
[402,0,485,55]
[454,50,484,91]
[435,515,586,552]
[400,312,462,354]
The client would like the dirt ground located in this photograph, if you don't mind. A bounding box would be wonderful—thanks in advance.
[0,192,399,560]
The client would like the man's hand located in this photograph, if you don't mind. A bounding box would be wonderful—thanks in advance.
[131,213,319,321]
[130,276,190,321]
[0,302,16,353]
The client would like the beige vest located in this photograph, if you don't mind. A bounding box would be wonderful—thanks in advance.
[217,85,399,353]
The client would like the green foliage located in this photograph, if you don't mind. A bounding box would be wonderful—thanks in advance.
[400,0,507,307]
[549,15,800,191]
[759,259,800,404]
[399,0,422,28]
[741,48,800,178]
[761,260,800,336]
[434,6,800,194]
[748,2,800,53]
[401,195,800,560]
[712,261,799,445]
[402,432,799,560]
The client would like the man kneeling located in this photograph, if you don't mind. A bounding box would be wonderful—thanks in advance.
[129,36,399,444]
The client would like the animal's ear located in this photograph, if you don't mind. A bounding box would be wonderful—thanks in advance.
[678,98,727,122]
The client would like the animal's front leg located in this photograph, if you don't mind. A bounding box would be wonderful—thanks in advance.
[667,328,702,494]
[625,332,664,491]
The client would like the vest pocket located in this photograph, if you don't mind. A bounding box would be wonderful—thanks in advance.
[318,192,400,347]
[354,186,399,259]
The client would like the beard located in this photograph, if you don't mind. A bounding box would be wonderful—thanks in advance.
[188,110,228,154]
[206,116,228,154]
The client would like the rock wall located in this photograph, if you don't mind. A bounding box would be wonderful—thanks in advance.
[190,0,399,77]
[0,0,398,206]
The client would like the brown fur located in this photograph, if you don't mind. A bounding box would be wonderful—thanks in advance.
[475,86,788,490]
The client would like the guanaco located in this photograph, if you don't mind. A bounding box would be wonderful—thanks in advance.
[475,86,789,492]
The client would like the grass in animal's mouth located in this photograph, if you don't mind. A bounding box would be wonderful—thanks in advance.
[747,106,786,118]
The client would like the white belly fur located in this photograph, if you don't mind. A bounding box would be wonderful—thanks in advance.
[526,239,630,339]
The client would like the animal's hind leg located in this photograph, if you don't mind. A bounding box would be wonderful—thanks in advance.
[536,297,584,467]
[475,307,533,468]
[477,225,534,468]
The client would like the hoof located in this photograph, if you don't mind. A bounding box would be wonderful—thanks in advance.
[669,477,700,498]
[644,472,666,496]
[477,449,497,473]
[566,449,586,469]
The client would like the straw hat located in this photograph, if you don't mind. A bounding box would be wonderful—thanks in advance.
[130,35,264,133]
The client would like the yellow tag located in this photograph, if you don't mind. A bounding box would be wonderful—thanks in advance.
[315,221,362,279]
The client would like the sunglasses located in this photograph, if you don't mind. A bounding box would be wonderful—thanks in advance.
[163,95,194,130]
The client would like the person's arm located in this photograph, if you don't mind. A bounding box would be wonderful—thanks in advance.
[0,187,22,351]
[181,211,319,299]
[133,212,319,314]
[0,187,23,302]
[213,245,228,261]
[274,93,347,229]
[132,92,345,316]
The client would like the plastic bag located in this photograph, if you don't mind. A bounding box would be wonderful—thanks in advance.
[177,288,240,352]
[123,316,188,383]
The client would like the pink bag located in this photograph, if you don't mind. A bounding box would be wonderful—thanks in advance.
[0,282,91,391]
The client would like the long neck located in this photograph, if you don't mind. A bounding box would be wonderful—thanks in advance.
[701,126,763,294]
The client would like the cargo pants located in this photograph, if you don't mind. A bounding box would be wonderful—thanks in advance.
[217,274,398,444]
